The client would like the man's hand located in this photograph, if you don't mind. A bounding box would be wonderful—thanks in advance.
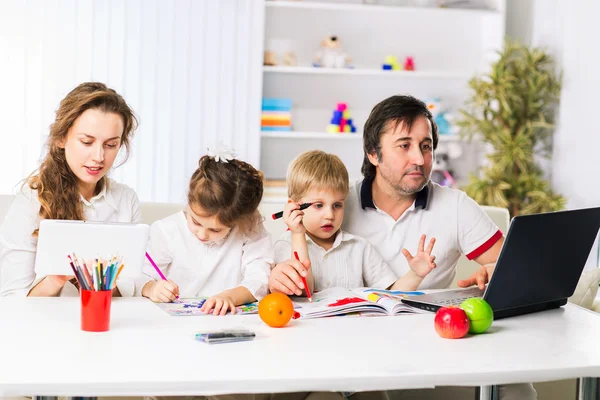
[268,258,310,296]
[402,234,436,278]
[458,264,495,290]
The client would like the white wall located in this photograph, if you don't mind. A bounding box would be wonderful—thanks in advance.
[506,0,600,267]
[0,0,265,203]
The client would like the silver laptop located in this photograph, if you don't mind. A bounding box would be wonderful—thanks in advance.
[401,207,600,319]
[34,220,150,279]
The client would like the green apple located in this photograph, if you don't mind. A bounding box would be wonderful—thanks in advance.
[460,298,493,334]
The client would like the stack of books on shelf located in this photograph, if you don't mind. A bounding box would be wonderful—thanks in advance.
[261,98,292,132]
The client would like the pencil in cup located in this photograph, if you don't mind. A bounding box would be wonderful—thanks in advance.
[272,202,313,220]
[293,251,312,302]
[145,252,179,300]
[68,254,123,291]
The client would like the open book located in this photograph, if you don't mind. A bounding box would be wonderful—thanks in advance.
[156,298,259,316]
[292,287,427,319]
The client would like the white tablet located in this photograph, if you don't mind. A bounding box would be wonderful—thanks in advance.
[34,220,150,278]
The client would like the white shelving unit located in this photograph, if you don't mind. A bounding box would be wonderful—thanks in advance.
[261,130,467,142]
[263,65,471,79]
[260,0,505,182]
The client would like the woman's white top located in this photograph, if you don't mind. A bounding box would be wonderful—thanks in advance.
[0,178,142,297]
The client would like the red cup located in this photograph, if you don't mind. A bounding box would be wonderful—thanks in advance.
[81,290,112,332]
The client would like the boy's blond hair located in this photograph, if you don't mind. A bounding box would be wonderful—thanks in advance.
[286,150,349,201]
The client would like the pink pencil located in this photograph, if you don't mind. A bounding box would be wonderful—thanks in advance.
[145,252,179,300]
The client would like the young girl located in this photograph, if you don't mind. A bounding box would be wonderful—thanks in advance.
[0,82,141,297]
[136,151,272,316]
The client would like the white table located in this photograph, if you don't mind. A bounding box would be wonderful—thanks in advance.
[0,297,599,399]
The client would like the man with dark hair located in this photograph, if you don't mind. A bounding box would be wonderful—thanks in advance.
[269,95,537,399]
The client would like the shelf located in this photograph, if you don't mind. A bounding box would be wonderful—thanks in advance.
[265,0,500,16]
[261,131,468,142]
[263,66,471,80]
[261,131,362,140]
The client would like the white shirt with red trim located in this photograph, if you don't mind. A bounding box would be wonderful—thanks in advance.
[342,179,502,290]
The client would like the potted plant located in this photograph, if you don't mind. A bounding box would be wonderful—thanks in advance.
[457,39,565,217]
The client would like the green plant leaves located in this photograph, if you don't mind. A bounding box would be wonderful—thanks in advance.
[457,39,565,217]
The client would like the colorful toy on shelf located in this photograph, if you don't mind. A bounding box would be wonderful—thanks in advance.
[404,56,415,71]
[261,98,292,132]
[313,36,352,69]
[326,103,357,134]
[382,55,402,71]
[431,151,455,188]
[426,98,455,135]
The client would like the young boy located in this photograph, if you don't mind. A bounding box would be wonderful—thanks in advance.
[273,150,437,296]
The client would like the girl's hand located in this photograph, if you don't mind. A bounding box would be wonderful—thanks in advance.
[144,279,180,303]
[283,200,306,235]
[201,294,236,316]
[402,234,437,278]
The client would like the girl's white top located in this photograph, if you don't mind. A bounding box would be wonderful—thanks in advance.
[135,211,272,300]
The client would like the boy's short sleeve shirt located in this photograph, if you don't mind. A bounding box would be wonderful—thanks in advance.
[273,230,398,291]
[342,179,502,289]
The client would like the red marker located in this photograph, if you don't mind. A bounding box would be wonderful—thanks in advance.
[272,202,313,220]
[293,251,312,303]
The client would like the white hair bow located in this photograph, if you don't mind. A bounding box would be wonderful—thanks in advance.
[207,143,236,163]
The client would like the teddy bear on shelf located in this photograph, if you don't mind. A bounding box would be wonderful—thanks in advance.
[313,35,352,69]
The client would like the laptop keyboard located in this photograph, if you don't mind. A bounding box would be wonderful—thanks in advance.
[436,295,482,306]
[422,286,485,306]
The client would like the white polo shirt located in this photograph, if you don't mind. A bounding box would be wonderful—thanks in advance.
[342,178,502,290]
[273,230,398,291]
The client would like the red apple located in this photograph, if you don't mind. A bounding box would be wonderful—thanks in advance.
[434,306,470,339]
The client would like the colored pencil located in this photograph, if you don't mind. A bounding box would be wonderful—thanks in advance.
[293,251,312,302]
[146,252,179,300]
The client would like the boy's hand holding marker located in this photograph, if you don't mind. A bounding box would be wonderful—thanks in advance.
[272,202,312,220]
[283,201,310,234]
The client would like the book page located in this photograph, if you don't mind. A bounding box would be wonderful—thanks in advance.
[156,298,259,316]
[292,287,388,319]
[357,288,427,315]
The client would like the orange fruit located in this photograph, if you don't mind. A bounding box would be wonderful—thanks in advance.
[258,293,295,327]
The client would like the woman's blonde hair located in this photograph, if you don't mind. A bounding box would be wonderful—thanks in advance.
[27,82,138,236]
[286,150,349,201]
[188,155,264,236]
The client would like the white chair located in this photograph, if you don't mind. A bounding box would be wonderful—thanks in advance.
[139,202,184,225]
[138,202,287,236]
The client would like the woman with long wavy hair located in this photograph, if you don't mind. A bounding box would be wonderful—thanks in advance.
[0,82,140,297]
